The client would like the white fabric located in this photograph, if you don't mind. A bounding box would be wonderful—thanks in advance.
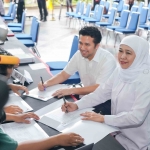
[0,0,4,15]
[76,36,150,150]
[119,35,150,83]
[64,48,116,86]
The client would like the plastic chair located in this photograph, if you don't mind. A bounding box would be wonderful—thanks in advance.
[138,2,144,13]
[2,4,16,21]
[106,10,130,44]
[15,17,37,40]
[100,0,105,6]
[46,35,79,70]
[3,2,14,17]
[117,0,124,13]
[114,12,140,47]
[8,11,26,33]
[18,19,40,57]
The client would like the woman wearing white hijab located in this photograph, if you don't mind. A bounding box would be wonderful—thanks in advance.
[62,35,150,150]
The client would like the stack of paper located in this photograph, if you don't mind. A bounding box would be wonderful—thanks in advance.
[5,93,33,112]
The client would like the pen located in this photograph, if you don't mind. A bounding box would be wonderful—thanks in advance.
[63,96,68,113]
[40,76,46,91]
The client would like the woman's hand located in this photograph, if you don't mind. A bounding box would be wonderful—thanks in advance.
[80,111,104,123]
[56,133,84,146]
[9,84,29,96]
[4,105,23,114]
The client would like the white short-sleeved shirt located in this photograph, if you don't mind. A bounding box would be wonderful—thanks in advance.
[64,48,116,87]
[76,69,150,150]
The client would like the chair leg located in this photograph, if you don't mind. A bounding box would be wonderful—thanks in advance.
[114,33,118,47]
[106,30,109,45]
[32,46,41,57]
[147,30,150,41]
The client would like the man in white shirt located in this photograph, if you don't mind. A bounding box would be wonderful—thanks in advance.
[38,26,116,100]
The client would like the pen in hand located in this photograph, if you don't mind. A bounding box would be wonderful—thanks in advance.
[63,96,68,113]
[40,76,46,91]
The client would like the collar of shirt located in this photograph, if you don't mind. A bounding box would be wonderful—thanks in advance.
[82,48,101,63]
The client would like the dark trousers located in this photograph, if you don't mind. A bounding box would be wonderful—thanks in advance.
[17,1,25,23]
[66,0,73,12]
[37,0,48,19]
[91,0,100,11]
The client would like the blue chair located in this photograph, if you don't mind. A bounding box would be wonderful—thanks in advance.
[79,3,91,20]
[100,0,105,6]
[103,2,118,18]
[104,1,110,14]
[117,0,124,14]
[46,35,79,70]
[95,8,117,27]
[138,2,144,13]
[139,7,148,25]
[50,70,81,84]
[106,10,130,44]
[147,3,150,21]
[84,5,104,25]
[15,17,37,40]
[18,20,40,57]
[115,4,129,21]
[114,12,140,47]
[130,5,138,15]
[8,11,26,33]
[3,2,14,17]
[2,4,16,21]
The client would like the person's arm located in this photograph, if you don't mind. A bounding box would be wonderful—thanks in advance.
[16,133,84,150]
[52,84,99,98]
[38,71,71,91]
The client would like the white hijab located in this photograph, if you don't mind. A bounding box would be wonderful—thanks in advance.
[118,35,150,83]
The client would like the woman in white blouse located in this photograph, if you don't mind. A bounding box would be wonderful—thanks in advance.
[62,35,150,150]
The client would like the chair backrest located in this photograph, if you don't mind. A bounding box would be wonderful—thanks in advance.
[134,1,138,6]
[68,35,79,61]
[7,2,14,16]
[30,17,37,36]
[84,3,91,17]
[117,0,124,12]
[11,4,17,20]
[100,0,105,6]
[120,4,129,16]
[119,10,130,27]
[78,2,85,15]
[75,1,81,13]
[127,12,140,30]
[94,5,104,21]
[130,5,138,13]
[112,2,118,9]
[138,2,144,13]
[31,19,39,43]
[21,11,26,30]
[105,1,110,13]
[147,3,150,19]
[108,8,117,24]
[139,7,148,25]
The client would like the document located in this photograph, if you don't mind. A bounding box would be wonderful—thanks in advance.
[39,107,94,131]
[5,93,33,112]
[29,63,46,70]
[61,120,119,145]
[24,84,68,101]
[0,120,49,143]
[24,70,33,84]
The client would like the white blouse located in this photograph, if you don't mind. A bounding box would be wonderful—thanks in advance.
[76,69,150,150]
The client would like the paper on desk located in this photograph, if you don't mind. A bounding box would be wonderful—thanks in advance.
[6,48,25,55]
[24,70,33,84]
[0,120,49,143]
[61,120,119,145]
[5,93,33,112]
[24,84,68,101]
[29,63,46,70]
[39,107,94,131]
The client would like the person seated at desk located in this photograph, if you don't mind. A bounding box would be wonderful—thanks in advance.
[0,80,84,150]
[61,35,150,150]
[38,26,116,98]
[0,48,29,114]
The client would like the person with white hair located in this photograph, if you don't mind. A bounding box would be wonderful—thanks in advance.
[62,35,150,150]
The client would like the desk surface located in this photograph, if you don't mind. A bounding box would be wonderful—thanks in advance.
[0,18,125,150]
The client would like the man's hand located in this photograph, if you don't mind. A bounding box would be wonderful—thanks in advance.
[56,133,84,146]
[80,112,104,123]
[9,84,29,96]
[38,81,48,91]
[61,102,78,113]
[4,105,23,114]
[52,88,74,98]
[12,112,40,124]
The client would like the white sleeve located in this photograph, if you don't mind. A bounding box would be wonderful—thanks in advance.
[104,85,150,127]
[76,70,116,109]
[63,51,79,75]
[96,59,116,84]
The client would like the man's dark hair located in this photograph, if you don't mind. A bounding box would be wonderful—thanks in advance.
[79,26,102,45]
[0,47,14,76]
